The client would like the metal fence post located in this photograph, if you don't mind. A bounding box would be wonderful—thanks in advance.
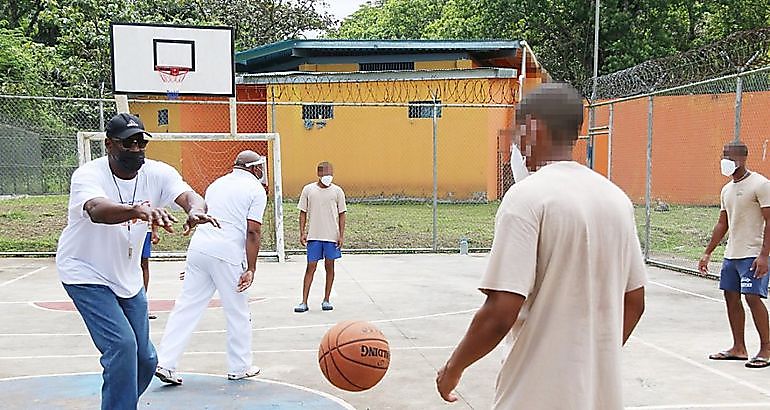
[99,82,106,157]
[432,96,439,252]
[607,103,614,180]
[645,96,653,261]
[735,71,743,142]
[270,90,285,262]
[587,105,595,168]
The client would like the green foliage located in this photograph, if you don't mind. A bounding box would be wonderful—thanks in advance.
[331,0,770,86]
[331,0,444,39]
[0,0,335,97]
[1,0,768,95]
[0,28,63,95]
[205,0,335,49]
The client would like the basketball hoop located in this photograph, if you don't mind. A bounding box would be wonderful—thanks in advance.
[156,66,189,100]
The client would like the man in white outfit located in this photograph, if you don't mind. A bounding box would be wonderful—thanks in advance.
[155,150,268,384]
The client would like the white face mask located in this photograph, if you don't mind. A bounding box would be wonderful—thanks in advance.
[510,144,530,183]
[720,159,737,177]
[320,175,333,186]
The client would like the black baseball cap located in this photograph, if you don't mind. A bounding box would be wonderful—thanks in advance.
[105,113,152,140]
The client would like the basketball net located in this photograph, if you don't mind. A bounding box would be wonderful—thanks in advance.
[156,66,189,100]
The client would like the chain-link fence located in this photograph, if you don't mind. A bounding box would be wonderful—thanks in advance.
[0,92,517,254]
[588,65,770,276]
[269,101,513,252]
[8,61,768,260]
[0,95,117,195]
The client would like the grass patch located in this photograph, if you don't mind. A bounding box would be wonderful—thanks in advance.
[0,195,68,252]
[0,196,500,252]
[635,205,725,265]
[0,196,725,264]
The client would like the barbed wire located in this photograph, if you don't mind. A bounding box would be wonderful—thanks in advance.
[242,74,520,104]
[586,28,770,100]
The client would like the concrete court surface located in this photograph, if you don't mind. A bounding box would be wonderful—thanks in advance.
[2,254,770,409]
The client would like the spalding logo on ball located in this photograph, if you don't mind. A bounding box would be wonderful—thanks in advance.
[318,320,390,391]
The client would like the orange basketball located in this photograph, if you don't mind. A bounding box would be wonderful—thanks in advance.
[318,320,390,392]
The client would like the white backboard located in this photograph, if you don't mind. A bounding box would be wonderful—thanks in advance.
[111,23,234,96]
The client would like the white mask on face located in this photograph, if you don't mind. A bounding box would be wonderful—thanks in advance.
[720,159,737,177]
[320,175,333,186]
[510,143,530,183]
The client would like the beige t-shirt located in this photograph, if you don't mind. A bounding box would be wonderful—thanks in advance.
[480,162,647,410]
[721,172,770,259]
[298,182,347,242]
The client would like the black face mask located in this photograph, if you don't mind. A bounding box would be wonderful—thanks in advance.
[115,150,145,173]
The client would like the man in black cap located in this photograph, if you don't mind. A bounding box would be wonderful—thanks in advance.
[56,113,219,410]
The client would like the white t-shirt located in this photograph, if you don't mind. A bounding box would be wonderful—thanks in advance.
[298,182,346,242]
[480,162,647,410]
[720,172,770,259]
[188,169,267,266]
[56,157,193,297]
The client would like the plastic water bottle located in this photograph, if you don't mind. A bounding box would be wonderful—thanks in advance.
[459,238,469,255]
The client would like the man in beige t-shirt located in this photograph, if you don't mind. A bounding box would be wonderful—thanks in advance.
[436,83,647,409]
[294,161,347,313]
[700,142,770,368]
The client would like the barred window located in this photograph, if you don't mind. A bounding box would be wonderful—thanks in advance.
[360,62,415,71]
[302,104,334,120]
[158,109,169,126]
[408,101,442,119]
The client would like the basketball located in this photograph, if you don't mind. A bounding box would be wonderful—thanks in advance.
[318,320,390,392]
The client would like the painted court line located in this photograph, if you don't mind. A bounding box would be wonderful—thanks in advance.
[24,297,278,314]
[182,307,477,335]
[0,345,456,360]
[649,280,722,303]
[0,266,46,288]
[0,372,356,410]
[631,336,770,397]
[0,296,292,305]
[0,308,478,337]
[627,403,770,409]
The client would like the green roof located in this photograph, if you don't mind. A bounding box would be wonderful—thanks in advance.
[235,39,522,73]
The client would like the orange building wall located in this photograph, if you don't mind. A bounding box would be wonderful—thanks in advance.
[134,86,270,195]
[586,91,770,205]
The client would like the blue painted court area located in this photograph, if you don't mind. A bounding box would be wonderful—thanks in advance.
[2,373,354,409]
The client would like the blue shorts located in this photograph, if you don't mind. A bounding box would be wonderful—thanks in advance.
[307,240,341,262]
[141,232,152,259]
[719,257,770,298]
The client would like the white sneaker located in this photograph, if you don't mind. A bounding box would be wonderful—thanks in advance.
[227,365,261,380]
[155,366,183,385]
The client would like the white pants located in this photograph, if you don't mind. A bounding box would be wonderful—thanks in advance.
[157,250,252,374]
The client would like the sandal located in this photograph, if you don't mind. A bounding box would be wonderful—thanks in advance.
[709,351,748,361]
[746,357,770,368]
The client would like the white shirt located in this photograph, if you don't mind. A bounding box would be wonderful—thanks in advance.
[56,157,192,297]
[188,169,267,265]
[480,162,647,409]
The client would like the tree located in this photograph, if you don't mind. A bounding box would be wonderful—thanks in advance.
[206,0,335,49]
[330,0,770,87]
[330,0,444,39]
[0,29,62,96]
[0,0,336,96]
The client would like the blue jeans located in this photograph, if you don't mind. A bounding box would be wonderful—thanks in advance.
[63,283,158,410]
